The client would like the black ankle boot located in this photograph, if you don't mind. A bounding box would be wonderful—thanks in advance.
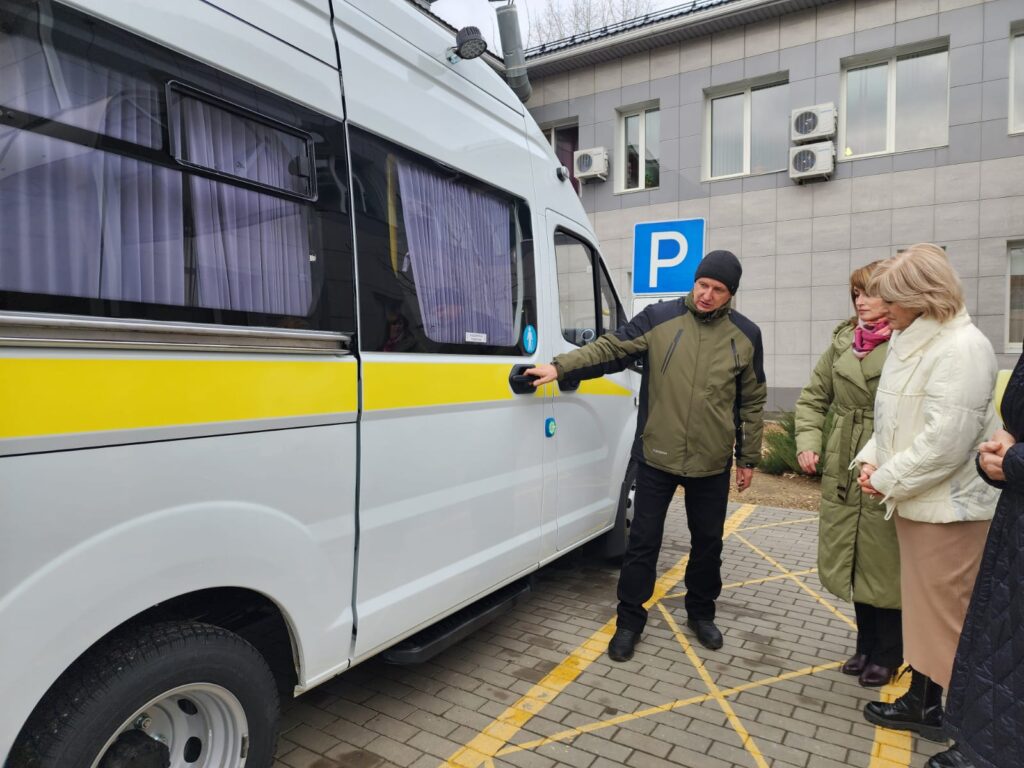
[926,744,976,767]
[863,667,945,742]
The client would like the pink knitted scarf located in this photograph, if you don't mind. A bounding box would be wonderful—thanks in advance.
[852,319,891,359]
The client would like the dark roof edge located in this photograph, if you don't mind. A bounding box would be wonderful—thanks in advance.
[522,0,837,79]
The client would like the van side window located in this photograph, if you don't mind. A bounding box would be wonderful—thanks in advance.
[598,262,624,335]
[167,83,316,200]
[350,128,536,355]
[554,232,598,346]
[554,231,623,346]
[0,0,355,333]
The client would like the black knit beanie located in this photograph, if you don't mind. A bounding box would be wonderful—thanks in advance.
[694,250,742,295]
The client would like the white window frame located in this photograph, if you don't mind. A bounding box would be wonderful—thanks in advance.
[702,77,788,182]
[838,41,950,161]
[616,104,659,193]
[1006,240,1024,354]
[1011,26,1024,136]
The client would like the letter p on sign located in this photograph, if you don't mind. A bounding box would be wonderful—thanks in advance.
[649,231,687,288]
[632,219,706,296]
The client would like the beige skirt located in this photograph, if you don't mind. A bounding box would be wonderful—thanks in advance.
[893,513,990,690]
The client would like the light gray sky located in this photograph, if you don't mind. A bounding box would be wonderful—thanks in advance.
[430,0,679,55]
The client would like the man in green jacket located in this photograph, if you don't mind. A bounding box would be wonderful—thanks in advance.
[527,250,766,660]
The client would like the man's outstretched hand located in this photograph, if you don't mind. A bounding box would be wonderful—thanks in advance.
[525,363,558,387]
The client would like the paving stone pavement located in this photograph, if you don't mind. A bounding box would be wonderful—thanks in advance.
[275,496,950,768]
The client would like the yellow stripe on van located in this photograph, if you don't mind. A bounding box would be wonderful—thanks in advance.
[363,361,521,410]
[575,379,633,397]
[0,358,357,439]
[362,361,632,411]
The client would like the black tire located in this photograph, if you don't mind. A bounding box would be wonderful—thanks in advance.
[603,459,638,560]
[10,621,280,768]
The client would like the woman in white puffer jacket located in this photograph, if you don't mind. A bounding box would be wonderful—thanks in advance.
[854,243,999,748]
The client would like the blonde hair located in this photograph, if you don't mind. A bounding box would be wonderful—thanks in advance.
[867,244,964,322]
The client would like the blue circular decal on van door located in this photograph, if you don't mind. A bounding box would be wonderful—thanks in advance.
[523,325,537,354]
[545,417,557,438]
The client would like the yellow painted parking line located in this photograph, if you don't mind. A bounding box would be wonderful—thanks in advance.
[734,515,818,533]
[444,504,758,768]
[735,530,911,768]
[868,673,913,768]
[659,603,769,767]
[734,533,856,630]
[496,659,843,756]
[662,567,819,600]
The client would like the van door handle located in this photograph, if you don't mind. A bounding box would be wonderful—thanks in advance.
[509,364,536,395]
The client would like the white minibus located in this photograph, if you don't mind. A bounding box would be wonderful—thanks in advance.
[0,1,638,765]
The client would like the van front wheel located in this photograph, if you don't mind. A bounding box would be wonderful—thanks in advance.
[11,621,279,768]
[603,460,638,560]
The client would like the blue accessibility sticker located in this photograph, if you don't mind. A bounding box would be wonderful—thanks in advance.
[544,417,557,438]
[523,324,537,354]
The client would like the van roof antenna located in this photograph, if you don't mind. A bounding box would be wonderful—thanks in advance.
[490,0,532,103]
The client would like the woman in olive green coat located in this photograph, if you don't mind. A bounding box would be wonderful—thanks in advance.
[795,261,902,688]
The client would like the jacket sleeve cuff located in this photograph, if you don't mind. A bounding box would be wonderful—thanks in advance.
[795,433,821,454]
[1001,443,1024,490]
[852,439,878,470]
[869,465,897,499]
[976,452,1007,489]
[551,360,565,380]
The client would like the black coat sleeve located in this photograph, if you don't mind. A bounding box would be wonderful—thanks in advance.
[999,442,1024,492]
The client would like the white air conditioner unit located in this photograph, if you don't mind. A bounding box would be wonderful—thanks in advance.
[791,103,836,143]
[573,147,608,182]
[789,141,835,182]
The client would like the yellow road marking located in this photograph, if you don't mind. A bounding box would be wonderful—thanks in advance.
[663,567,819,599]
[868,673,913,768]
[659,604,769,768]
[734,533,856,630]
[734,515,818,532]
[444,503,758,768]
[736,530,911,768]
[496,660,842,756]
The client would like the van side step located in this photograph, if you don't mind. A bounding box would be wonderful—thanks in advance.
[381,578,531,665]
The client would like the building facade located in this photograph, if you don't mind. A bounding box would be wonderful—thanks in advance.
[523,0,1024,409]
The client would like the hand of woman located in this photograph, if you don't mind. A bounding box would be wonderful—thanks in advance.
[797,451,819,475]
[858,463,880,497]
[979,450,1006,482]
[980,428,1016,457]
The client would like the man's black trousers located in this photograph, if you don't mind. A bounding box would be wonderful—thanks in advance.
[616,461,731,633]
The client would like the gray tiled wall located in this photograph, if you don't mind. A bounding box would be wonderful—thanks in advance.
[527,0,1024,410]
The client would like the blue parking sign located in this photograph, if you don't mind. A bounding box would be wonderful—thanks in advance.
[632,218,706,295]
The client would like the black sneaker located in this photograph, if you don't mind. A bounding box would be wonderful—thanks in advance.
[686,618,723,650]
[607,628,640,662]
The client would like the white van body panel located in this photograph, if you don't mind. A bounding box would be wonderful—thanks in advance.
[342,0,523,114]
[544,209,638,549]
[334,1,534,201]
[0,417,358,757]
[352,356,549,658]
[56,0,344,119]
[203,0,337,67]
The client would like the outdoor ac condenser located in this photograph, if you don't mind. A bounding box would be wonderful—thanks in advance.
[790,103,836,144]
[789,141,835,182]
[573,147,608,182]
